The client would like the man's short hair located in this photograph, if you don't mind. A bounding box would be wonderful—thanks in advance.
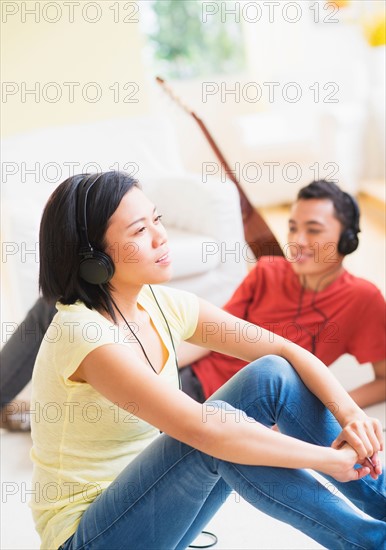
[297,180,357,230]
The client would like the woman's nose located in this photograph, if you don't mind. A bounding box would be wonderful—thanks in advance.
[152,224,167,247]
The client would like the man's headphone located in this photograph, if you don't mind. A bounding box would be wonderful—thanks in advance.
[77,173,115,285]
[337,192,360,256]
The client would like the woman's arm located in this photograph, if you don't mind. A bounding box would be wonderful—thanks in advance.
[75,342,370,482]
[187,298,383,466]
[177,341,211,367]
[177,264,261,368]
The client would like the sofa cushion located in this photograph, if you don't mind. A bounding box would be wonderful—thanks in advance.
[166,228,220,279]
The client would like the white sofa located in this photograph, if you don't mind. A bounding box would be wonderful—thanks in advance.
[1,115,247,329]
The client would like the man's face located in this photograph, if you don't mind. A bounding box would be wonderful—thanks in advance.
[286,198,344,277]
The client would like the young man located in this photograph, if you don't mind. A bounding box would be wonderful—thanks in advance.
[179,180,385,408]
[1,180,385,429]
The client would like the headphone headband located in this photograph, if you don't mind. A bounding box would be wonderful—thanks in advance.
[76,173,103,256]
[76,173,115,284]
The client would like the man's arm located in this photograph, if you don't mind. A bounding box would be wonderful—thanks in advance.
[349,359,386,409]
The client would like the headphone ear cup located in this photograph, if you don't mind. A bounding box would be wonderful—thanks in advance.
[338,229,359,256]
[78,251,115,285]
[338,192,360,256]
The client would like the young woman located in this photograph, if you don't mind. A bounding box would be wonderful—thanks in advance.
[30,171,385,549]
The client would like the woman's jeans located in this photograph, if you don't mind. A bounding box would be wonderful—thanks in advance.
[59,356,386,550]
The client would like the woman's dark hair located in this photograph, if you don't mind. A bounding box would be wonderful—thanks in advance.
[297,180,357,230]
[39,171,139,320]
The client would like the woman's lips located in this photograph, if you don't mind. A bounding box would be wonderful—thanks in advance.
[156,252,171,265]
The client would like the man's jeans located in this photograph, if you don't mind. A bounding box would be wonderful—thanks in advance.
[1,298,56,407]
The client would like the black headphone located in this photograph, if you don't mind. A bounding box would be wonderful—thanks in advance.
[77,173,115,285]
[337,192,361,256]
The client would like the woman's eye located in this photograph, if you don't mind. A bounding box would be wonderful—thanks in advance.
[135,215,163,234]
[288,227,296,233]
[308,229,321,235]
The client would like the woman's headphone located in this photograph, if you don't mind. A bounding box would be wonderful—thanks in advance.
[77,174,115,284]
[337,192,360,256]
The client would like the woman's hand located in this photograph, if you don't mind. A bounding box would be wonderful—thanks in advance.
[323,444,372,483]
[331,414,383,479]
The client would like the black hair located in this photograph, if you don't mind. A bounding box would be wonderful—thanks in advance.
[296,180,357,230]
[39,171,139,320]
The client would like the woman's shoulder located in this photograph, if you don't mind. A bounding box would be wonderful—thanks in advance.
[141,285,200,340]
[50,301,114,345]
[55,300,98,316]
[53,300,109,325]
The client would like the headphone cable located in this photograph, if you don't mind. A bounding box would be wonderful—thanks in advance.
[294,266,342,354]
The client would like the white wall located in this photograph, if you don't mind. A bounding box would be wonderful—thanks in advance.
[1,1,384,195]
[1,1,150,137]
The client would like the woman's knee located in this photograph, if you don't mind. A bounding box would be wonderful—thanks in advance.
[245,355,295,382]
[209,356,302,427]
[238,355,304,405]
[211,355,298,412]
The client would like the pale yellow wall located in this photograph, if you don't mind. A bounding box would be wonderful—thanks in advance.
[1,1,149,137]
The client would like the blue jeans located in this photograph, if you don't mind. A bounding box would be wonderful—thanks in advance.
[59,356,386,550]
